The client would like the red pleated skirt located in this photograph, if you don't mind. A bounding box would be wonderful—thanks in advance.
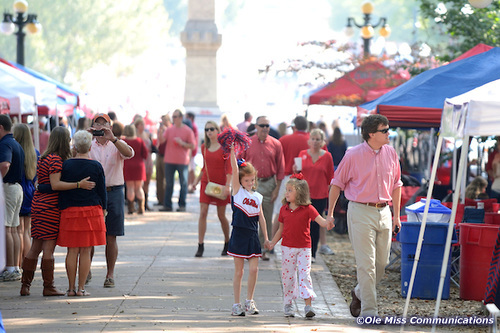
[57,205,106,247]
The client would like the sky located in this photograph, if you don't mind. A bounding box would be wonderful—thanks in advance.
[81,0,356,131]
[214,0,353,127]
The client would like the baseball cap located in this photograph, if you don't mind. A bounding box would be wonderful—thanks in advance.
[93,113,111,124]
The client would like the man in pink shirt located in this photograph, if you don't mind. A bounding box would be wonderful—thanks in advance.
[236,112,252,133]
[159,109,195,212]
[327,114,402,318]
[89,113,134,288]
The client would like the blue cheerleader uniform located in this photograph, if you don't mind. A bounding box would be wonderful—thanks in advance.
[227,187,263,259]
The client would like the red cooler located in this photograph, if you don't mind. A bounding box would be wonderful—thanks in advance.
[459,223,499,300]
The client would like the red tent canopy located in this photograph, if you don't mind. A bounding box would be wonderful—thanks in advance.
[308,61,410,106]
[451,43,493,63]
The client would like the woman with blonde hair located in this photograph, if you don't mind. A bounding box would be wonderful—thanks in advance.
[193,120,231,257]
[13,124,39,267]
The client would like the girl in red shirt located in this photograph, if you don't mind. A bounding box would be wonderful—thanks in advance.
[268,174,333,318]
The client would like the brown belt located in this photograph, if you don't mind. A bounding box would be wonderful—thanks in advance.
[356,202,388,208]
[107,185,123,192]
[258,177,273,182]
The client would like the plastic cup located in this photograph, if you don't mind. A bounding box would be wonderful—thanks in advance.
[294,157,302,171]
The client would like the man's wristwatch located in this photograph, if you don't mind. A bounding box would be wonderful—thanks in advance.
[111,137,118,144]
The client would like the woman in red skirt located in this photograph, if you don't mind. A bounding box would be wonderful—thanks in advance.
[21,127,95,297]
[193,121,232,257]
[56,130,107,296]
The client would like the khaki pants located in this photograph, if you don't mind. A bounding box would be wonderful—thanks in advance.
[4,183,22,227]
[256,178,276,249]
[348,201,392,317]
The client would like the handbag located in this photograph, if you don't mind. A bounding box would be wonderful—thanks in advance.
[204,146,228,200]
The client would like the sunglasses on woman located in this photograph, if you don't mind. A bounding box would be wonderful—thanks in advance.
[205,127,217,132]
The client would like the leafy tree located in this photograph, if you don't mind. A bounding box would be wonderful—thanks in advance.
[0,0,170,84]
[419,0,500,60]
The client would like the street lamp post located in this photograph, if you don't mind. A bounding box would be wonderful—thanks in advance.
[0,0,41,66]
[345,2,390,57]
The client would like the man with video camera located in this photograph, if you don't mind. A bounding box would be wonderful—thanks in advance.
[88,113,134,288]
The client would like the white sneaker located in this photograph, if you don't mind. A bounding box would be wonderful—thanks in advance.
[304,305,316,318]
[284,303,295,317]
[2,269,21,282]
[245,299,259,315]
[319,244,335,255]
[0,270,9,282]
[231,303,245,316]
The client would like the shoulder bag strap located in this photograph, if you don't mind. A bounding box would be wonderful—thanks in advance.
[204,146,210,183]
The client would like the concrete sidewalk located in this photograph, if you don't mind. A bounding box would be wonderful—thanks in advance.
[0,186,391,332]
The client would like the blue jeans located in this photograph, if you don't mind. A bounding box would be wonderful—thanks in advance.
[164,163,188,209]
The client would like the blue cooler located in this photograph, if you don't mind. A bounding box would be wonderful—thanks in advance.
[400,199,453,299]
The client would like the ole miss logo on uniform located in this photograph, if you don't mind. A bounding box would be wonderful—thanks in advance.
[242,197,258,209]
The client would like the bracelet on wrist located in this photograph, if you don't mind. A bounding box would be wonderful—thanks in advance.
[77,182,80,189]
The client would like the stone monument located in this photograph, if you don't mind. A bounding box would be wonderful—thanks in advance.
[180,0,222,115]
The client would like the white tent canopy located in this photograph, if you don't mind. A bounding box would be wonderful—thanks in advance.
[0,61,57,108]
[403,79,500,332]
[0,87,35,115]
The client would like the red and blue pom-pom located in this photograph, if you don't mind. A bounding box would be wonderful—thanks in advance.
[217,128,251,158]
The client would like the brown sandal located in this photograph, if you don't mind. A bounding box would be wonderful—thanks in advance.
[66,289,77,297]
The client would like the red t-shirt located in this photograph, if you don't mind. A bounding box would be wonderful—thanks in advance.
[298,149,334,199]
[278,204,319,248]
[279,131,310,175]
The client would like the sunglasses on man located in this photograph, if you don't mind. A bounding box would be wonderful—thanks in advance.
[375,128,390,134]
[257,124,270,128]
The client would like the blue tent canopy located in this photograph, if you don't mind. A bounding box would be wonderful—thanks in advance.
[359,48,500,128]
[12,63,79,106]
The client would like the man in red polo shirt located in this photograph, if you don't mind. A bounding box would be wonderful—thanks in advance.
[271,116,310,239]
[242,116,285,260]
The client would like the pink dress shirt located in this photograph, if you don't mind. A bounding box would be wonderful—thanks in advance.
[163,125,196,165]
[89,139,134,187]
[330,141,403,203]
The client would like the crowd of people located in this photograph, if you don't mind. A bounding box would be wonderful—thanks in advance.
[2,108,408,319]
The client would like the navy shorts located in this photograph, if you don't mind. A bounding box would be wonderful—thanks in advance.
[227,226,262,259]
[106,186,125,236]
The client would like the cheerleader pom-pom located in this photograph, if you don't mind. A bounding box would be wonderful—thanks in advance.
[218,128,251,157]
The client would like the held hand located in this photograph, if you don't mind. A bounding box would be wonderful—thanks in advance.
[326,216,335,230]
[224,185,231,197]
[80,176,96,190]
[264,240,273,251]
